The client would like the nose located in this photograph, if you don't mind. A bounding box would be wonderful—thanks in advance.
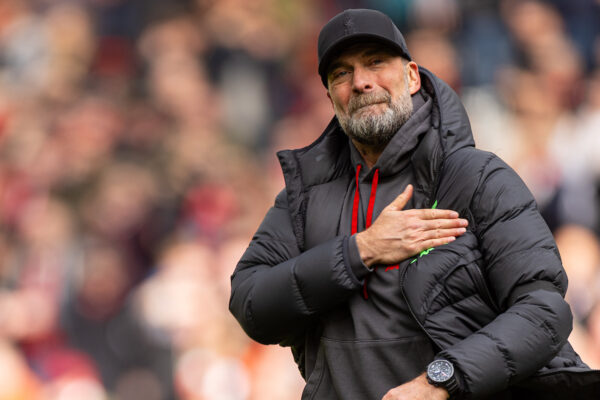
[351,66,375,93]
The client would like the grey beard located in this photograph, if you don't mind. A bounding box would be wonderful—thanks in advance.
[336,88,413,147]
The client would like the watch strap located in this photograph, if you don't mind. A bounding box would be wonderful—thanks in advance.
[441,374,460,398]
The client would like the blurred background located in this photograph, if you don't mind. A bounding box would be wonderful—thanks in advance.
[0,0,600,398]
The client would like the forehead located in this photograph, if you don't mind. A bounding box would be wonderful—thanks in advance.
[328,41,402,69]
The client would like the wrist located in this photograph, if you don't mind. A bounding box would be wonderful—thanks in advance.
[417,373,449,399]
[346,235,373,279]
[429,383,450,400]
[355,232,377,267]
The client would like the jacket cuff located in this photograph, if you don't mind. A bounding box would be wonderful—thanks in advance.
[343,235,373,281]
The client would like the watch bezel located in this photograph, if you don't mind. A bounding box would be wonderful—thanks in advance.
[427,359,455,383]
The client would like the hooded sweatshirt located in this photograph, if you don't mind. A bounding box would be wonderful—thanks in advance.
[308,91,436,399]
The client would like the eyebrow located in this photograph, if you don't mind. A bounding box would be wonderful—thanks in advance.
[327,60,346,75]
[328,47,396,75]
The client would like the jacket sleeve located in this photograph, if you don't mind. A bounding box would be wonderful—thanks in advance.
[229,190,363,345]
[437,154,572,398]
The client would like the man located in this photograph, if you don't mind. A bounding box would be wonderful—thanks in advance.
[229,8,600,400]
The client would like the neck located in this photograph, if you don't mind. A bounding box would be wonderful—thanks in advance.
[351,139,386,169]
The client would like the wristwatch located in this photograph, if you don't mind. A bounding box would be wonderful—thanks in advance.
[426,359,460,398]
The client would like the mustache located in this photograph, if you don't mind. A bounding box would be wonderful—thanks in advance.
[348,91,392,114]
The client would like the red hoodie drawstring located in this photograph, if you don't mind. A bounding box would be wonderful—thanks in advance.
[351,165,379,299]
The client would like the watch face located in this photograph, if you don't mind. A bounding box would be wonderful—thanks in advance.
[427,360,454,383]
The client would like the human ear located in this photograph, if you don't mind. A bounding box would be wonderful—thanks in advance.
[406,61,421,95]
[327,91,334,108]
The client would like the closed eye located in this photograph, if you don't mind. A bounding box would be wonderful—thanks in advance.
[369,56,389,67]
[330,69,349,81]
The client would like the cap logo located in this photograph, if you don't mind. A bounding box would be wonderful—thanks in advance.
[343,15,355,35]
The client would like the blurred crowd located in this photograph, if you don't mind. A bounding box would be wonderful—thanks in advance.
[0,0,599,399]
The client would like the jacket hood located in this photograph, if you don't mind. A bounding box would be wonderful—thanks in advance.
[418,67,475,156]
[278,67,474,186]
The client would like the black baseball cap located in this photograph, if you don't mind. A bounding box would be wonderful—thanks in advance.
[317,9,412,87]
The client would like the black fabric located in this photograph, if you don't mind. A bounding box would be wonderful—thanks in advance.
[229,68,600,399]
[513,368,600,399]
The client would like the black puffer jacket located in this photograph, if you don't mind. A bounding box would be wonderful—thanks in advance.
[229,68,600,399]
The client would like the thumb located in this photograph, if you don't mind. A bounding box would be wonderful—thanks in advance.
[389,184,413,211]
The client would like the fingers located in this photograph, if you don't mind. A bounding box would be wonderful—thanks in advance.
[406,208,466,223]
[401,215,468,232]
[420,236,458,250]
[402,227,465,257]
[388,184,413,211]
[420,208,460,219]
[421,227,467,241]
[424,217,469,230]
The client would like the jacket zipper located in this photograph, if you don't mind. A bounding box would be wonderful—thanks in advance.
[399,261,443,351]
